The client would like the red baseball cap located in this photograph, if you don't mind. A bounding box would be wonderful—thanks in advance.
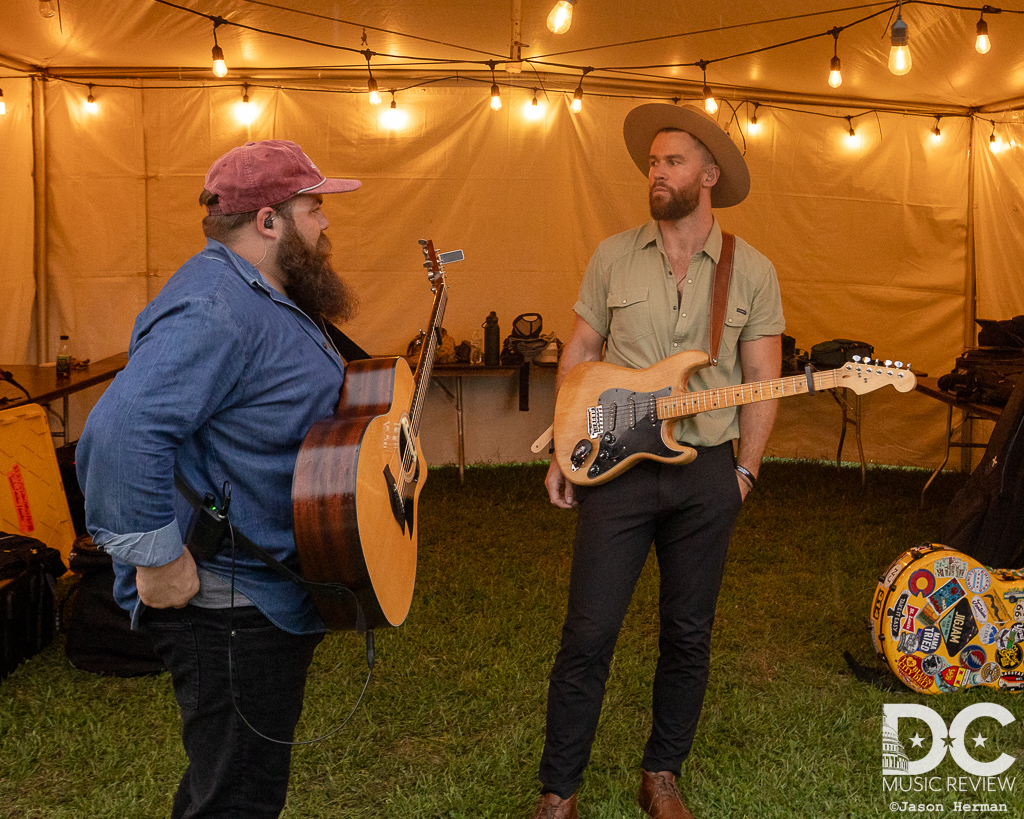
[204,140,361,215]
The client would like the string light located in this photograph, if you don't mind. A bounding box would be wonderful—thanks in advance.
[488,62,501,111]
[930,117,941,143]
[364,51,381,105]
[380,91,408,130]
[547,0,576,35]
[975,11,991,55]
[888,2,911,76]
[748,103,760,135]
[38,0,56,18]
[0,88,6,117]
[571,83,583,114]
[211,20,228,78]
[237,83,256,124]
[699,63,717,115]
[524,89,545,121]
[989,122,1000,153]
[84,84,98,113]
[828,29,843,89]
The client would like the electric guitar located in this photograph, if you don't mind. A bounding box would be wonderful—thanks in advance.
[554,349,916,487]
[292,239,461,630]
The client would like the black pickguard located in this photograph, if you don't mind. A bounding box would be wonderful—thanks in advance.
[576,386,674,481]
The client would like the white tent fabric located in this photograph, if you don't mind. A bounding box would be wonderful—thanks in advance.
[3,1,1024,468]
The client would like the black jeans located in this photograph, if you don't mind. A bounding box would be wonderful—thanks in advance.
[143,605,322,818]
[538,443,743,798]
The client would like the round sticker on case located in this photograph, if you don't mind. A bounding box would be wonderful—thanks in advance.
[966,567,992,594]
[908,569,936,596]
[959,646,986,671]
[980,623,999,644]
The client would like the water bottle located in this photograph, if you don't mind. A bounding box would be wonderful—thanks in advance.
[470,331,484,365]
[483,312,500,367]
[56,335,71,378]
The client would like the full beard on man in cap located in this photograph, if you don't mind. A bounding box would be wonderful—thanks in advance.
[275,217,359,326]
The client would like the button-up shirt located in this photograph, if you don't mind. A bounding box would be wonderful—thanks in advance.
[77,240,345,634]
[574,219,785,447]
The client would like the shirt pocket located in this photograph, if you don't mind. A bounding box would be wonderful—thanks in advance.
[719,303,749,357]
[607,288,655,343]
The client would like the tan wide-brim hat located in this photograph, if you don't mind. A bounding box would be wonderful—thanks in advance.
[623,103,750,208]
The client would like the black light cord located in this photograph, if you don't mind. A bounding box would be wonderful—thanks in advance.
[216,482,373,746]
[0,369,32,401]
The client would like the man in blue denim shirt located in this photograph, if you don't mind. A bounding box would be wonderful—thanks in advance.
[77,140,362,818]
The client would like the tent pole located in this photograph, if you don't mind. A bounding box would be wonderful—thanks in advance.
[31,76,48,364]
[961,118,978,471]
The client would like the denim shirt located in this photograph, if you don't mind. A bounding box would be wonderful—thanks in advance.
[76,240,345,635]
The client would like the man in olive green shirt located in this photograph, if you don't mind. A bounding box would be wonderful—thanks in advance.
[532,105,784,819]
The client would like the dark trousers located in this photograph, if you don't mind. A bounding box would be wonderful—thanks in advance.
[538,443,743,798]
[143,605,322,819]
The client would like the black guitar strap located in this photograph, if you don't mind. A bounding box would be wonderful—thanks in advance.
[323,321,372,362]
[173,473,367,634]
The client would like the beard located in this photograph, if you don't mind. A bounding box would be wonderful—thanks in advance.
[649,175,702,221]
[275,220,358,325]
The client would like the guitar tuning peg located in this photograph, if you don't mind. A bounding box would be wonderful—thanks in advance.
[884,359,893,367]
[895,360,904,369]
[852,355,862,363]
[863,357,872,364]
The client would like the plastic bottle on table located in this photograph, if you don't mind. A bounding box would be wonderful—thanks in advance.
[56,335,71,378]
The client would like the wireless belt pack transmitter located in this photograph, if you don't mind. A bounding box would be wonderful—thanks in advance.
[184,485,231,561]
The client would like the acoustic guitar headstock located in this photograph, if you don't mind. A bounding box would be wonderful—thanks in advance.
[419,239,464,291]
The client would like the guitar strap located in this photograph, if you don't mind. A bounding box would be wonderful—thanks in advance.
[708,231,736,366]
[323,321,372,362]
[174,473,368,634]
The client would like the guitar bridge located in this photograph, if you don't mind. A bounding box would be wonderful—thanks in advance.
[586,405,603,438]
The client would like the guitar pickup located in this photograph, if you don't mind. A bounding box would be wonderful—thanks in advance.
[587,406,603,438]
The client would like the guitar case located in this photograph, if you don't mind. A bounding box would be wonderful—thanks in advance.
[870,543,1024,694]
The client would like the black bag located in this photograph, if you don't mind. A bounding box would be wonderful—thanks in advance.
[63,537,163,676]
[0,533,66,681]
[500,313,548,365]
[940,374,1024,567]
[810,338,874,369]
[937,347,1024,407]
[977,315,1024,348]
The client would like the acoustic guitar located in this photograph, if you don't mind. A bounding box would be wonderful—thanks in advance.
[871,543,1024,694]
[292,239,460,630]
[554,349,916,486]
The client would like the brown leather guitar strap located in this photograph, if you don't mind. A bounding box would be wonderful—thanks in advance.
[708,231,735,366]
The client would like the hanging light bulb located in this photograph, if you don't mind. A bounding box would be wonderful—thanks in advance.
[380,92,407,130]
[571,84,583,114]
[490,83,502,111]
[888,6,911,76]
[989,123,999,153]
[828,29,843,89]
[748,104,760,135]
[367,78,382,106]
[84,84,98,114]
[931,118,942,143]
[976,14,991,54]
[237,84,257,125]
[524,89,545,121]
[702,84,717,115]
[39,0,56,18]
[364,52,382,105]
[547,0,576,35]
[211,21,228,78]
[0,88,6,117]
[845,116,860,147]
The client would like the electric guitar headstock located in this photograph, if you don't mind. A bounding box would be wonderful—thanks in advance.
[834,355,917,394]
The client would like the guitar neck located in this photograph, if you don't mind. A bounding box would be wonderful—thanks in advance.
[409,282,447,436]
[657,367,844,420]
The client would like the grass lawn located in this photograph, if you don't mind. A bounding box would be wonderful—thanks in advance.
[2,460,1022,818]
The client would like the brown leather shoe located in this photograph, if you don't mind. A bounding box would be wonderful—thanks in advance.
[638,770,694,819]
[530,791,578,819]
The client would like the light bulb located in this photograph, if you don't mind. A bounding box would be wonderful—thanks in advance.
[976,19,991,54]
[702,85,717,116]
[547,1,575,35]
[989,132,998,153]
[381,98,407,130]
[85,91,98,114]
[237,87,256,125]
[931,124,941,143]
[367,78,381,106]
[212,45,228,78]
[39,0,56,18]
[490,83,502,111]
[888,17,911,76]
[571,86,583,114]
[525,94,544,121]
[828,56,842,89]
[748,114,759,135]
[0,88,6,117]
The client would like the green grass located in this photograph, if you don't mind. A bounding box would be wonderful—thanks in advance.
[2,461,1023,818]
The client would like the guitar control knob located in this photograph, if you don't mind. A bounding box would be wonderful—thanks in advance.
[602,433,617,446]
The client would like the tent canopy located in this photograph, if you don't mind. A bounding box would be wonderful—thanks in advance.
[2,1,1023,468]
